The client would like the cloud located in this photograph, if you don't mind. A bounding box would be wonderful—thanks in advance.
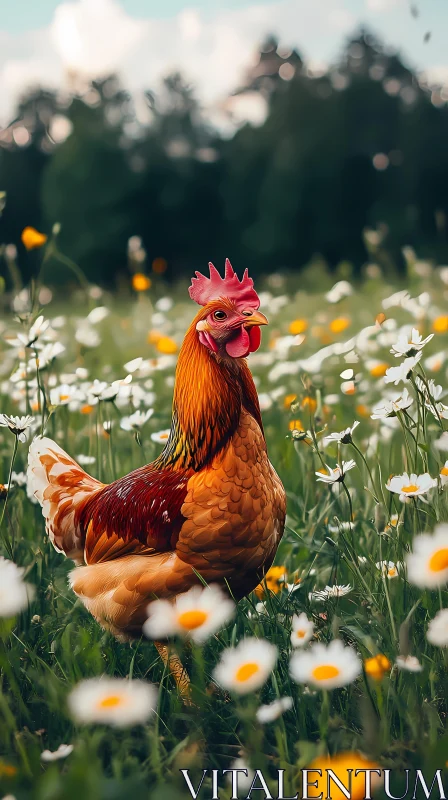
[51,0,146,76]
[366,0,404,10]
[0,0,359,126]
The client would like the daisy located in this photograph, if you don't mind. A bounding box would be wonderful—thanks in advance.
[427,401,448,421]
[315,460,356,485]
[396,655,423,673]
[100,376,132,402]
[35,342,66,369]
[76,454,96,466]
[371,388,413,419]
[10,471,27,487]
[49,384,82,407]
[151,429,171,445]
[75,323,100,348]
[256,696,293,723]
[290,613,314,647]
[155,297,173,312]
[427,608,448,647]
[311,584,352,602]
[440,461,448,487]
[0,414,35,442]
[67,677,157,727]
[17,315,51,347]
[327,520,354,535]
[123,357,144,374]
[384,353,422,385]
[415,377,444,402]
[213,638,277,695]
[375,561,401,579]
[424,351,445,372]
[390,327,434,358]
[120,409,153,431]
[406,524,448,588]
[290,639,361,690]
[324,421,359,445]
[386,472,436,502]
[0,558,35,617]
[325,280,353,304]
[86,306,109,324]
[143,584,235,644]
[227,759,255,794]
[41,744,74,762]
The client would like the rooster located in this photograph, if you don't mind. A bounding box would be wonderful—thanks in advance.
[28,260,286,675]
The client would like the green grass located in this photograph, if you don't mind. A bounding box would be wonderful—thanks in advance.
[0,255,448,799]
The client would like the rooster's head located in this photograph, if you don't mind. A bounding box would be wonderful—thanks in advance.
[189,259,267,359]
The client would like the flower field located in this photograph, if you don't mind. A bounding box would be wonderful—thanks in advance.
[1,238,448,799]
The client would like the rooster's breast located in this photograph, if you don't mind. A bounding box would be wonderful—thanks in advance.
[175,410,286,597]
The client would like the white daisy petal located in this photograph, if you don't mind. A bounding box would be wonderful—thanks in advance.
[213,638,277,695]
[68,677,157,727]
[290,639,361,689]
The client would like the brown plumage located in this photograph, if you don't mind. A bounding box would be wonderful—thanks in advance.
[28,261,286,643]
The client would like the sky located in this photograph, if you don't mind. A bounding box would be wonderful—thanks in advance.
[1,0,447,127]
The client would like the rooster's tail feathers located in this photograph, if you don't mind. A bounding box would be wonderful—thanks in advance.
[27,436,104,561]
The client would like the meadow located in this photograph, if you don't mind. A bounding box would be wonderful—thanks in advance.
[0,233,448,799]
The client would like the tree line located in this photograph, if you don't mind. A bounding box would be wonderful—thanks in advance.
[1,31,447,286]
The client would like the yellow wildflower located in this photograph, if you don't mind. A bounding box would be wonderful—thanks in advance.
[306,753,380,800]
[132,273,151,292]
[156,336,177,355]
[254,565,287,599]
[21,226,47,250]
[284,393,297,409]
[289,318,308,335]
[433,315,448,334]
[330,317,351,335]
[301,396,317,413]
[289,419,304,432]
[364,654,392,681]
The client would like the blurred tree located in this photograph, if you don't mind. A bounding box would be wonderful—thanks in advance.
[41,77,138,284]
[1,29,448,287]
[0,89,58,281]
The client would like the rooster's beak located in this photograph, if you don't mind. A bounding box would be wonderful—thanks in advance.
[243,310,268,327]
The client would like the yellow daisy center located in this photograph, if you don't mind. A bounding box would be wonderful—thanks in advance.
[370,363,388,378]
[296,629,307,638]
[235,662,260,682]
[160,433,169,440]
[60,394,69,402]
[440,467,448,476]
[312,664,340,681]
[387,568,397,577]
[401,484,419,493]
[428,548,448,573]
[177,609,208,630]
[98,694,124,709]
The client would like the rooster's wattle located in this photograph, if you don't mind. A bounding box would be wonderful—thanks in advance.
[28,260,286,641]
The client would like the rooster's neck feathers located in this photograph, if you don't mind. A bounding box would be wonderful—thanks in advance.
[156,318,263,471]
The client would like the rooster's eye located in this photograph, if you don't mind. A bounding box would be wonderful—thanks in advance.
[214,310,227,320]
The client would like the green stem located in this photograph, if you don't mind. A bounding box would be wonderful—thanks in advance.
[0,437,18,559]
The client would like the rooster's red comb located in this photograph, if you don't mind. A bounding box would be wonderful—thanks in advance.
[189,259,260,309]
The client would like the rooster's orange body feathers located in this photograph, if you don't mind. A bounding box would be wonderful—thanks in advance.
[28,264,286,639]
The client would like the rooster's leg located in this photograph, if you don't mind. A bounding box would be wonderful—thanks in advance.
[154,641,191,703]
